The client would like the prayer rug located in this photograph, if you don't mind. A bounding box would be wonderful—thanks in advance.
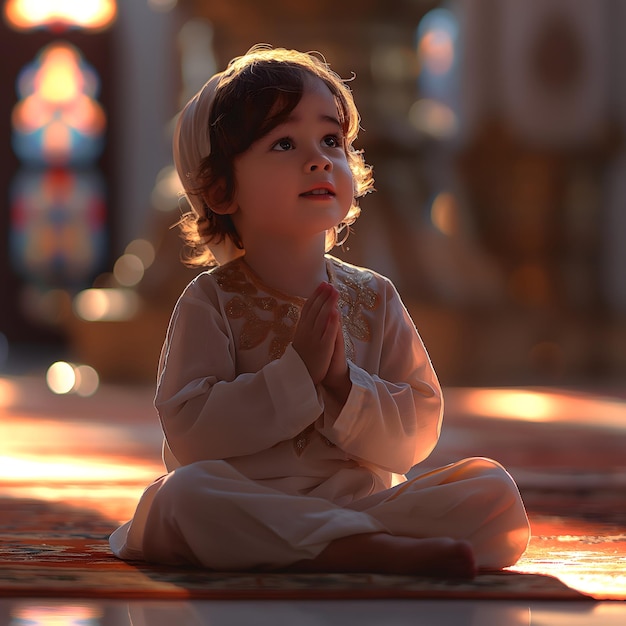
[0,498,593,601]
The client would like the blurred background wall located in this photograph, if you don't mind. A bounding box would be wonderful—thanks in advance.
[1,0,625,388]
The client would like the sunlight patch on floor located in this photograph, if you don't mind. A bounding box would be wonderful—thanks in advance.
[0,451,161,522]
[447,388,626,430]
[510,517,626,600]
[0,453,159,483]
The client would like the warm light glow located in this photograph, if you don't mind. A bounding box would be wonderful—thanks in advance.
[0,415,161,521]
[0,378,162,522]
[45,361,100,396]
[46,361,76,394]
[125,238,155,269]
[73,288,140,322]
[511,517,626,601]
[448,388,626,430]
[113,253,145,287]
[453,389,561,422]
[73,364,100,397]
[467,389,556,422]
[148,0,178,11]
[12,603,102,625]
[0,377,20,408]
[39,46,80,102]
[0,454,156,484]
[4,0,117,31]
[408,98,458,139]
[152,165,184,211]
[430,191,459,236]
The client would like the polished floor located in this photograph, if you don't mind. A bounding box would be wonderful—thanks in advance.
[1,367,625,625]
[2,598,626,626]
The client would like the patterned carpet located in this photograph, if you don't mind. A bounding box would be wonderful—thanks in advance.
[0,498,591,601]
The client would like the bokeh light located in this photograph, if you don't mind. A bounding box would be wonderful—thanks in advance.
[113,253,144,287]
[73,364,100,397]
[46,361,76,394]
[408,98,458,139]
[45,361,100,396]
[430,191,460,236]
[152,165,183,212]
[73,288,140,322]
[125,238,155,269]
[148,0,178,12]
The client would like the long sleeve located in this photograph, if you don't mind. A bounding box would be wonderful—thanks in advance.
[155,277,323,466]
[318,275,442,475]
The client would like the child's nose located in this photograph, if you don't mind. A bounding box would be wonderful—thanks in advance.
[307,154,333,172]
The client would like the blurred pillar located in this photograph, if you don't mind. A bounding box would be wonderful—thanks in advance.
[112,2,176,251]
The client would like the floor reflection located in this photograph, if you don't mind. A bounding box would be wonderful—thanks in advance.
[3,599,626,626]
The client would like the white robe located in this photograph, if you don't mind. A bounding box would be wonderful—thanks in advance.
[110,255,529,569]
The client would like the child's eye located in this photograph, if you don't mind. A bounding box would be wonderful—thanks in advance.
[323,134,342,148]
[272,138,293,151]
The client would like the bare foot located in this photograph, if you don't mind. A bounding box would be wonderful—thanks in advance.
[285,533,476,579]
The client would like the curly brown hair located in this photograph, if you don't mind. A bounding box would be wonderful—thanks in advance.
[177,46,374,266]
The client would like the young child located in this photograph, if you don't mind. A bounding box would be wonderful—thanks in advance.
[110,45,530,577]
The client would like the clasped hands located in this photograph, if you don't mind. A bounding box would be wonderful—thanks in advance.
[292,282,351,405]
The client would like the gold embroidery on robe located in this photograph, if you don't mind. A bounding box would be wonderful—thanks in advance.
[214,261,300,361]
[214,258,380,363]
[330,262,380,361]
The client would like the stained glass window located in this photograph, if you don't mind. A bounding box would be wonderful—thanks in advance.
[8,35,110,289]
[9,169,107,287]
[11,42,106,166]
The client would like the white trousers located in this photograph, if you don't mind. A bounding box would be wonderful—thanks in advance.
[111,456,530,571]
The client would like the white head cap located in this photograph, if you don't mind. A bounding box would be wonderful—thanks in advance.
[172,73,244,265]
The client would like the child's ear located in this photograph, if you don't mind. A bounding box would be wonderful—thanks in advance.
[203,179,237,215]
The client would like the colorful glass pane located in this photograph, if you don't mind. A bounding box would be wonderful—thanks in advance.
[9,169,107,288]
[12,42,106,166]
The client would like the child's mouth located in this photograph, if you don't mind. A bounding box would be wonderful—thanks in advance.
[301,189,335,197]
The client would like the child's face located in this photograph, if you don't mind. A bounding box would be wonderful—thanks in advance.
[227,76,354,249]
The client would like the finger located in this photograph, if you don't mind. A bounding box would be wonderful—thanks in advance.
[299,282,330,325]
[302,285,336,337]
[321,306,340,344]
[325,317,348,382]
[333,315,346,360]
